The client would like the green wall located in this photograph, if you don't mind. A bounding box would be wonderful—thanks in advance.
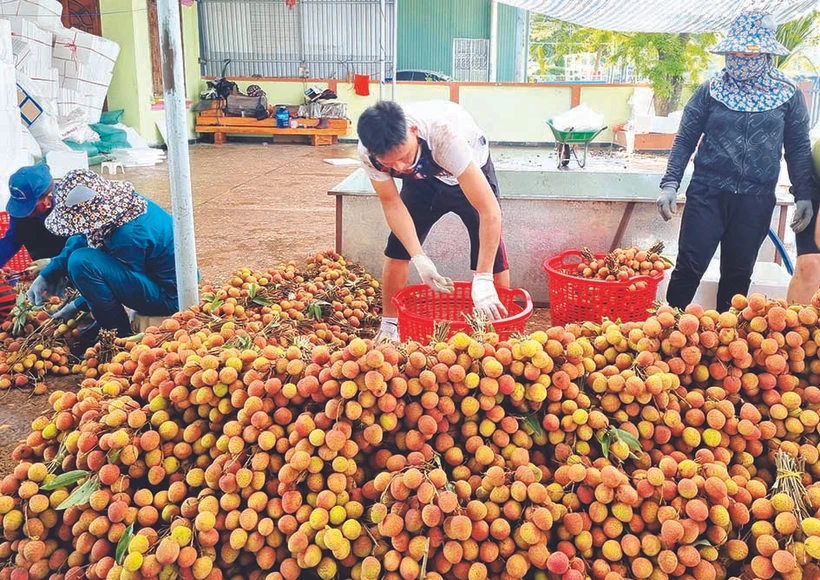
[397,0,519,82]
[100,0,153,137]
[101,0,202,145]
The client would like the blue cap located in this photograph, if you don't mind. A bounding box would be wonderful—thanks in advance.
[7,164,53,218]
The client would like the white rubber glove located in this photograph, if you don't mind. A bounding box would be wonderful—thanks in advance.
[411,254,454,294]
[472,273,507,321]
[26,275,48,306]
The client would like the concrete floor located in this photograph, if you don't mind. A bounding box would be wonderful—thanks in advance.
[108,141,800,287]
[114,142,633,284]
[118,142,359,284]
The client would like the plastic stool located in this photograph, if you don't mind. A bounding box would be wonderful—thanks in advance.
[130,312,167,334]
[101,161,124,176]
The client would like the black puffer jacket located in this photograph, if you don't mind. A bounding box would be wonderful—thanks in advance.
[661,81,818,201]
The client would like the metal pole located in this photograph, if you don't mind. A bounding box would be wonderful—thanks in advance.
[157,0,199,310]
[514,8,524,82]
[392,0,398,101]
[489,0,498,82]
[380,0,386,100]
[523,10,530,82]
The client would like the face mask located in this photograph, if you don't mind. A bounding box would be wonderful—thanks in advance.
[725,54,770,82]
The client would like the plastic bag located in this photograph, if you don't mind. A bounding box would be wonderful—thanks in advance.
[29,112,70,154]
[552,104,605,132]
[88,123,129,153]
[99,110,124,125]
[20,125,41,160]
[16,73,69,154]
[58,108,100,144]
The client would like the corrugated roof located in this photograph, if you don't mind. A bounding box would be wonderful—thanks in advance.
[498,0,818,33]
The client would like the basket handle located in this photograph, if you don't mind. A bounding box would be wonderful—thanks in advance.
[390,294,406,314]
[554,250,586,269]
[504,287,534,321]
[630,273,666,284]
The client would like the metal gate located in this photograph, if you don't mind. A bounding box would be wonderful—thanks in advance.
[198,0,395,79]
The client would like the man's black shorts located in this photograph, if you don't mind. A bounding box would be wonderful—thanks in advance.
[384,156,509,274]
[796,198,820,256]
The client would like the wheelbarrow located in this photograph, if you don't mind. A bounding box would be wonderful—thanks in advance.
[546,120,608,169]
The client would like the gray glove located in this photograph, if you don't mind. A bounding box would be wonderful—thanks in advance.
[791,199,814,233]
[26,275,48,306]
[51,301,80,321]
[657,184,678,222]
[25,258,50,277]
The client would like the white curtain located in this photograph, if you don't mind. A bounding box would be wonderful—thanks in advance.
[498,0,819,32]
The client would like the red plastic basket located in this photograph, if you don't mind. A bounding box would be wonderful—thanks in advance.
[0,212,32,272]
[543,250,663,327]
[392,282,534,343]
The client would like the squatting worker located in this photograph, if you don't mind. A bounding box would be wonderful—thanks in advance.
[26,169,178,347]
[657,10,817,312]
[0,164,68,273]
[357,100,509,341]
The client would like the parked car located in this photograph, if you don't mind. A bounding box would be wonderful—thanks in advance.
[390,70,452,82]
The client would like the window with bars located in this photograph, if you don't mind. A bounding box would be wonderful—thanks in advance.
[452,38,489,82]
[197,0,395,80]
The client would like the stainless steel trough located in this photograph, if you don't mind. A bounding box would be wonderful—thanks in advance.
[329,165,792,306]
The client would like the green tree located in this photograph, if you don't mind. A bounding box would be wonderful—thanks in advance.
[773,11,819,70]
[613,33,715,115]
[528,15,622,79]
[527,16,715,114]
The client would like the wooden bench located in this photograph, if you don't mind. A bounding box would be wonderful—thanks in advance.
[195,101,349,146]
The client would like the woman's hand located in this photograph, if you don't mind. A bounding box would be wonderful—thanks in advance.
[657,185,678,222]
[791,200,814,233]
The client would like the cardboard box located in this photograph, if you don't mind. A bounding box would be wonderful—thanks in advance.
[0,105,23,157]
[0,19,12,65]
[46,150,87,179]
[57,87,101,123]
[53,28,119,69]
[0,0,20,17]
[7,17,51,71]
[0,62,17,109]
[26,66,57,100]
[16,79,42,125]
[16,0,62,34]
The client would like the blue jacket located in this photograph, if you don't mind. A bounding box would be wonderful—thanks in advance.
[661,82,818,200]
[41,198,178,311]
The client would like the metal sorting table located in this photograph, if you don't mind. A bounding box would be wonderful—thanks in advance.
[329,167,793,306]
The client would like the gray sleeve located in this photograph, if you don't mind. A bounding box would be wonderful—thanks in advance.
[660,82,711,190]
[783,90,819,202]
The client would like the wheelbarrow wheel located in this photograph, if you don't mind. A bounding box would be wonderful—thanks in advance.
[560,143,571,167]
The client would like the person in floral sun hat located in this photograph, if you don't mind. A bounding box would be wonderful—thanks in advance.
[26,169,178,347]
[657,9,818,311]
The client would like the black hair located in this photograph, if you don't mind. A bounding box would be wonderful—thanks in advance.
[357,100,408,156]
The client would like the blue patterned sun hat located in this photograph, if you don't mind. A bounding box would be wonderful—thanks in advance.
[710,10,790,56]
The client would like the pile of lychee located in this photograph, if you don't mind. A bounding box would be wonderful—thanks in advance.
[0,295,79,391]
[2,252,820,580]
